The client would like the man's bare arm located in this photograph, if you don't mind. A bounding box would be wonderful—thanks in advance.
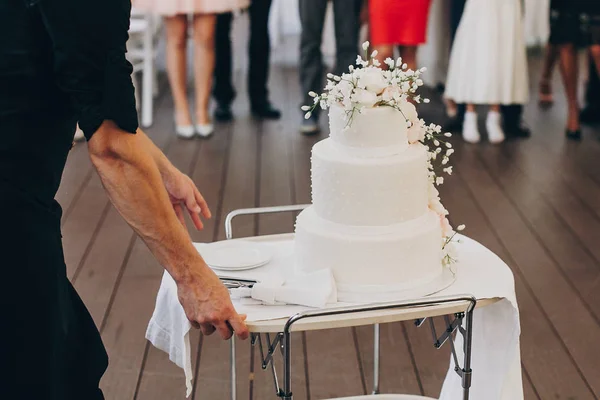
[87,121,248,340]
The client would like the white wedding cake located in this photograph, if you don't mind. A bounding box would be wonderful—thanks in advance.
[295,43,462,302]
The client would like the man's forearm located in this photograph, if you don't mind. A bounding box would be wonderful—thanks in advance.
[88,122,204,283]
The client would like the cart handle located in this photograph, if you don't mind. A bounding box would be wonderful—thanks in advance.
[283,294,477,334]
[225,204,310,240]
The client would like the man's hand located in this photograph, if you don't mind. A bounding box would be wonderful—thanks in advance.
[162,168,212,230]
[89,123,249,341]
[177,265,249,340]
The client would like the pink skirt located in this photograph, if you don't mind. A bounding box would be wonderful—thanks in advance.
[133,0,250,15]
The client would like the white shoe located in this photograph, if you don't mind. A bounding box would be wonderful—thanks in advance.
[486,111,505,144]
[195,123,214,138]
[462,111,481,143]
[175,124,195,139]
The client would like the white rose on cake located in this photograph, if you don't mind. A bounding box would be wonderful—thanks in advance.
[399,101,418,124]
[407,122,426,144]
[357,67,389,94]
[351,88,379,108]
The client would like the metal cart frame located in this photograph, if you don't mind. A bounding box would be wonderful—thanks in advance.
[224,206,477,400]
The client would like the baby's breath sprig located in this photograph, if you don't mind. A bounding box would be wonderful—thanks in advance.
[301,42,429,127]
[419,123,454,186]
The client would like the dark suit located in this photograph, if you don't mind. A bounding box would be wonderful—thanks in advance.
[213,0,273,109]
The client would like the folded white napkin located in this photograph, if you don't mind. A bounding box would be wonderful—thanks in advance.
[230,269,337,307]
[145,267,337,397]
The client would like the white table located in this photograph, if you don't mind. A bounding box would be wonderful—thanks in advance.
[223,206,502,400]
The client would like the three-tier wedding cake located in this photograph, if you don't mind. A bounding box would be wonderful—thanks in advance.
[295,43,462,302]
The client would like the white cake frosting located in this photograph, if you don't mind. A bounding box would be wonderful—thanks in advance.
[295,207,442,287]
[329,105,409,157]
[294,103,447,301]
[311,138,429,226]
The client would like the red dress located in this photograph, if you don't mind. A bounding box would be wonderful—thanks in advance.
[369,0,432,46]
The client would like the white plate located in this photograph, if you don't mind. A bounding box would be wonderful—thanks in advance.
[201,241,272,271]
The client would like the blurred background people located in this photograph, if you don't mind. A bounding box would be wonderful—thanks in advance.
[446,0,530,139]
[134,0,249,138]
[445,0,528,144]
[369,0,432,71]
[547,0,600,139]
[582,54,600,123]
[213,0,281,122]
[299,0,363,135]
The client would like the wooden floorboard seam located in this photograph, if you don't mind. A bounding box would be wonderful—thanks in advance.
[301,332,312,400]
[254,124,263,237]
[521,363,542,400]
[455,170,597,398]
[133,341,152,400]
[351,327,369,395]
[99,233,138,333]
[475,151,600,327]
[191,334,206,398]
[401,322,426,396]
[61,167,94,225]
[71,201,112,283]
[496,146,600,265]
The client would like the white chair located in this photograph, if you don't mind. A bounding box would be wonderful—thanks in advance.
[128,9,162,127]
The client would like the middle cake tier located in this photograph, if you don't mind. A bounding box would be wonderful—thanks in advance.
[311,138,429,226]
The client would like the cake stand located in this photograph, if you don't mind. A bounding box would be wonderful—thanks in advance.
[223,206,501,400]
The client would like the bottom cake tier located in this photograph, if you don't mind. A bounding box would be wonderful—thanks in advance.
[294,207,449,302]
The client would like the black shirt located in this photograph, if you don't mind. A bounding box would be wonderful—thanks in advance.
[551,0,600,14]
[0,0,138,204]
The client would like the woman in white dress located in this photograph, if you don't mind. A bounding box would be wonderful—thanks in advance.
[445,0,529,144]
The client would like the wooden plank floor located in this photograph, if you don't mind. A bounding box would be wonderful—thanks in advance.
[58,54,600,399]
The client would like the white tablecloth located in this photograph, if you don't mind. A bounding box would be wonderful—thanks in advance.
[146,234,523,399]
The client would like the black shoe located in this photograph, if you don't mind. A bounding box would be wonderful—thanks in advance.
[214,104,234,122]
[300,115,320,135]
[445,116,463,133]
[251,102,281,119]
[580,106,600,124]
[566,129,582,141]
[505,122,531,138]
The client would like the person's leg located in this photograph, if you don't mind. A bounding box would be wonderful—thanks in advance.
[462,103,480,143]
[557,43,581,136]
[299,0,328,133]
[373,44,394,68]
[213,12,235,118]
[588,45,600,90]
[500,104,529,137]
[398,45,418,71]
[248,0,279,118]
[299,0,328,111]
[165,15,192,127]
[487,104,505,144]
[192,13,217,133]
[582,47,600,122]
[539,43,559,105]
[450,0,467,43]
[332,0,361,76]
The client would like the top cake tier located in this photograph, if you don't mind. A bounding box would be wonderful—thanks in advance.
[328,104,410,157]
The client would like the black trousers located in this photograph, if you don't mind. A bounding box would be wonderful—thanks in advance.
[299,0,362,117]
[213,0,273,108]
[450,0,523,129]
[0,187,107,400]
